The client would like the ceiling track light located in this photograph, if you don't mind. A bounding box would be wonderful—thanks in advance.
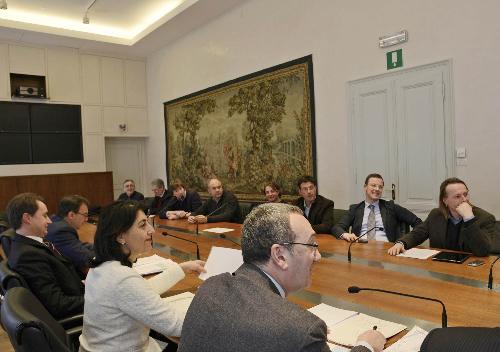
[0,0,7,10]
[82,0,98,24]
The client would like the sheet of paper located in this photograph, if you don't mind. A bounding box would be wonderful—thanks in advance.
[163,292,195,316]
[397,248,440,260]
[328,342,350,352]
[133,255,174,275]
[198,246,243,280]
[308,303,358,327]
[383,326,428,352]
[203,227,235,234]
[328,313,406,347]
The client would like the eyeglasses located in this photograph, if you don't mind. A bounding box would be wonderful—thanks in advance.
[280,242,319,251]
[77,212,89,218]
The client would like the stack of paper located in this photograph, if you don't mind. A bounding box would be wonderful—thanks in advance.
[397,248,440,260]
[163,291,195,316]
[133,254,174,275]
[203,227,235,234]
[308,303,406,348]
[308,303,358,327]
[198,246,243,280]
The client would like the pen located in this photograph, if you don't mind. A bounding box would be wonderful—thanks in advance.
[373,326,377,330]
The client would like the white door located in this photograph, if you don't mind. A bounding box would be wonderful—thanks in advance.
[105,138,147,199]
[349,61,454,217]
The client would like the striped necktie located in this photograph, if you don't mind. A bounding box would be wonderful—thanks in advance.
[367,205,376,240]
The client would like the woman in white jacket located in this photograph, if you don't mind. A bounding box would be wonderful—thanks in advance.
[79,200,204,352]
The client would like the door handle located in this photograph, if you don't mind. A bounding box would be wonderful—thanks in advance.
[391,184,396,201]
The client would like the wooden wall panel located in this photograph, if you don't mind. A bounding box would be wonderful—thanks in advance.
[0,172,114,216]
[16,175,59,213]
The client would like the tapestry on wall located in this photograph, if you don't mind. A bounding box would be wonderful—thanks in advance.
[163,55,316,201]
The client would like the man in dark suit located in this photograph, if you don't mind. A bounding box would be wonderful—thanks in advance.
[117,179,145,201]
[160,180,202,219]
[188,178,241,223]
[149,178,173,215]
[178,203,385,352]
[294,176,334,234]
[6,193,84,319]
[389,177,499,256]
[332,173,422,242]
[420,327,500,352]
[46,195,95,274]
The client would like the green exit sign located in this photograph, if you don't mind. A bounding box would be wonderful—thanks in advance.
[386,49,403,70]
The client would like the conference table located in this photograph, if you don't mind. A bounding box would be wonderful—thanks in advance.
[79,218,500,345]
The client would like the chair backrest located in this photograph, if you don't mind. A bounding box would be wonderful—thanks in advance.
[0,228,16,258]
[333,208,348,226]
[0,211,9,234]
[0,261,28,294]
[1,287,71,352]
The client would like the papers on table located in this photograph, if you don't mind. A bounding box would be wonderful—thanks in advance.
[308,303,358,327]
[329,313,406,347]
[308,303,406,347]
[202,227,235,234]
[328,343,350,352]
[383,326,428,352]
[198,246,243,281]
[133,255,174,275]
[397,248,440,260]
[163,292,195,316]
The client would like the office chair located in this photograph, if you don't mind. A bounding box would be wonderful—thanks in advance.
[0,261,27,296]
[0,228,16,258]
[1,287,80,352]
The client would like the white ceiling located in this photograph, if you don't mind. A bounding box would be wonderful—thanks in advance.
[0,0,246,58]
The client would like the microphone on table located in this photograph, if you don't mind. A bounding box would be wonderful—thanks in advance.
[162,231,200,260]
[219,234,241,247]
[487,256,500,290]
[347,286,447,328]
[347,226,384,262]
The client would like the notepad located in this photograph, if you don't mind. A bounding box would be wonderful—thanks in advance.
[133,254,174,275]
[198,246,243,280]
[328,313,406,347]
[308,303,406,347]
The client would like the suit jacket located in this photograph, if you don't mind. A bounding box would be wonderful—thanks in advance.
[398,207,499,256]
[149,189,173,215]
[192,190,241,223]
[295,195,334,234]
[159,190,202,219]
[117,191,145,201]
[8,234,85,319]
[178,263,370,352]
[331,199,422,242]
[46,217,95,270]
[420,327,500,352]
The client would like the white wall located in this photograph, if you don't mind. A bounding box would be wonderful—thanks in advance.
[147,0,500,217]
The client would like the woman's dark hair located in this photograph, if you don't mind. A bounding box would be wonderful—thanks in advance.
[91,200,147,268]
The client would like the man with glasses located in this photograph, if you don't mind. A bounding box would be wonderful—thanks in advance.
[46,195,95,274]
[332,173,421,243]
[178,203,385,352]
